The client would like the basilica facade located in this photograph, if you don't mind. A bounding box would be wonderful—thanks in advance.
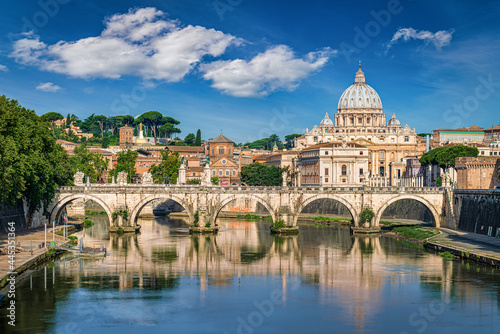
[295,64,425,184]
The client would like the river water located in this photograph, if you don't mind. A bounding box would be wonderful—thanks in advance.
[1,217,499,334]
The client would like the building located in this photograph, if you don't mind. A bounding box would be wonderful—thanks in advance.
[265,151,299,169]
[119,125,134,148]
[297,142,369,186]
[455,157,500,189]
[484,123,500,144]
[207,133,240,185]
[432,126,484,146]
[295,64,424,180]
[56,139,80,155]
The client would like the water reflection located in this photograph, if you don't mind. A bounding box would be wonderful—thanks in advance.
[0,217,499,334]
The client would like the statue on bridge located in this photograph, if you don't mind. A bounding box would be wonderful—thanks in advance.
[74,171,85,185]
[142,172,153,184]
[117,171,128,184]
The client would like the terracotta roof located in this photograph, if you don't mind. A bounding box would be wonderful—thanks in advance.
[210,133,234,143]
[484,125,500,131]
[56,139,80,146]
[434,126,484,132]
[166,146,204,153]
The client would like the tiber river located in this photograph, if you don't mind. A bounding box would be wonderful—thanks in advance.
[1,217,499,334]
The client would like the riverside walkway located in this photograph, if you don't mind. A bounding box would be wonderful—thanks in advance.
[0,226,67,287]
[426,228,500,264]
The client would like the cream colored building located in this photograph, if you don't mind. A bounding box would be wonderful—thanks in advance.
[295,64,424,181]
[298,142,369,186]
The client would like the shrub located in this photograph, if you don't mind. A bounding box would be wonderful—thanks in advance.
[360,209,374,223]
[270,219,287,232]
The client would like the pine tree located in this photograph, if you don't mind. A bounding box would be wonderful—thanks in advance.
[195,129,202,146]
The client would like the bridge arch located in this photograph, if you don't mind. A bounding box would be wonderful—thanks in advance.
[374,195,441,227]
[129,194,194,225]
[293,194,359,227]
[50,194,113,226]
[212,194,277,226]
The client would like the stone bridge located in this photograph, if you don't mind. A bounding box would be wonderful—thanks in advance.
[48,184,447,231]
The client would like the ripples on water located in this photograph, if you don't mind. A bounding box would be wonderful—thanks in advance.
[1,217,499,334]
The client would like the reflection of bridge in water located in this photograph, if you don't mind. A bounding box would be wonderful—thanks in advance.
[56,218,460,330]
[49,185,448,231]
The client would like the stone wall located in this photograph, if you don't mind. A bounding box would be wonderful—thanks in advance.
[0,201,26,233]
[454,190,500,237]
[380,199,433,223]
[300,199,351,216]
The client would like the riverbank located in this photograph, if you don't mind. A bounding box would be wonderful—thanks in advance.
[380,223,500,267]
[0,226,68,290]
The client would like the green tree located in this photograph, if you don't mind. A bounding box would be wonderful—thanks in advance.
[109,149,138,182]
[72,145,108,182]
[211,176,219,185]
[184,133,196,145]
[187,178,200,184]
[240,163,283,186]
[419,145,479,168]
[148,149,181,184]
[137,111,163,138]
[284,134,302,149]
[159,122,181,140]
[93,115,108,138]
[41,111,64,136]
[116,115,135,127]
[195,129,202,146]
[1,96,73,227]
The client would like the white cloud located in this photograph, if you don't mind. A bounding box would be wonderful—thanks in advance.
[386,28,454,52]
[10,7,241,82]
[0,64,7,72]
[36,82,62,92]
[200,45,335,97]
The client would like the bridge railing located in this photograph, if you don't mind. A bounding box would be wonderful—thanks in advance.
[58,184,445,193]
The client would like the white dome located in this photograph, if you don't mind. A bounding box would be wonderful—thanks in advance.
[337,65,383,111]
[320,112,334,126]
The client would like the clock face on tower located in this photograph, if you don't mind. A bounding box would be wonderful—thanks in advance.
[221,159,227,165]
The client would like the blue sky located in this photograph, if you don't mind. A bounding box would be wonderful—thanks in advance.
[1,0,500,143]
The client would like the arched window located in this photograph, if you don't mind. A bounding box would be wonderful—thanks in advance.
[341,165,347,176]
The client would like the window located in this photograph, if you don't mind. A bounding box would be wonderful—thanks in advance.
[405,151,408,157]
[358,117,363,124]
[380,152,384,159]
[314,136,318,142]
[359,168,364,175]
[219,147,224,155]
[211,148,214,155]
[379,166,385,176]
[219,169,223,176]
[325,168,329,176]
[341,165,347,176]
[325,151,329,155]
[397,169,401,178]
[225,169,229,176]
[404,136,409,142]
[232,170,236,176]
[325,129,328,133]
[325,178,329,183]
[212,170,216,176]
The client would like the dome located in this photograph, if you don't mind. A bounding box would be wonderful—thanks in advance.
[387,112,401,126]
[320,112,334,126]
[337,64,383,111]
